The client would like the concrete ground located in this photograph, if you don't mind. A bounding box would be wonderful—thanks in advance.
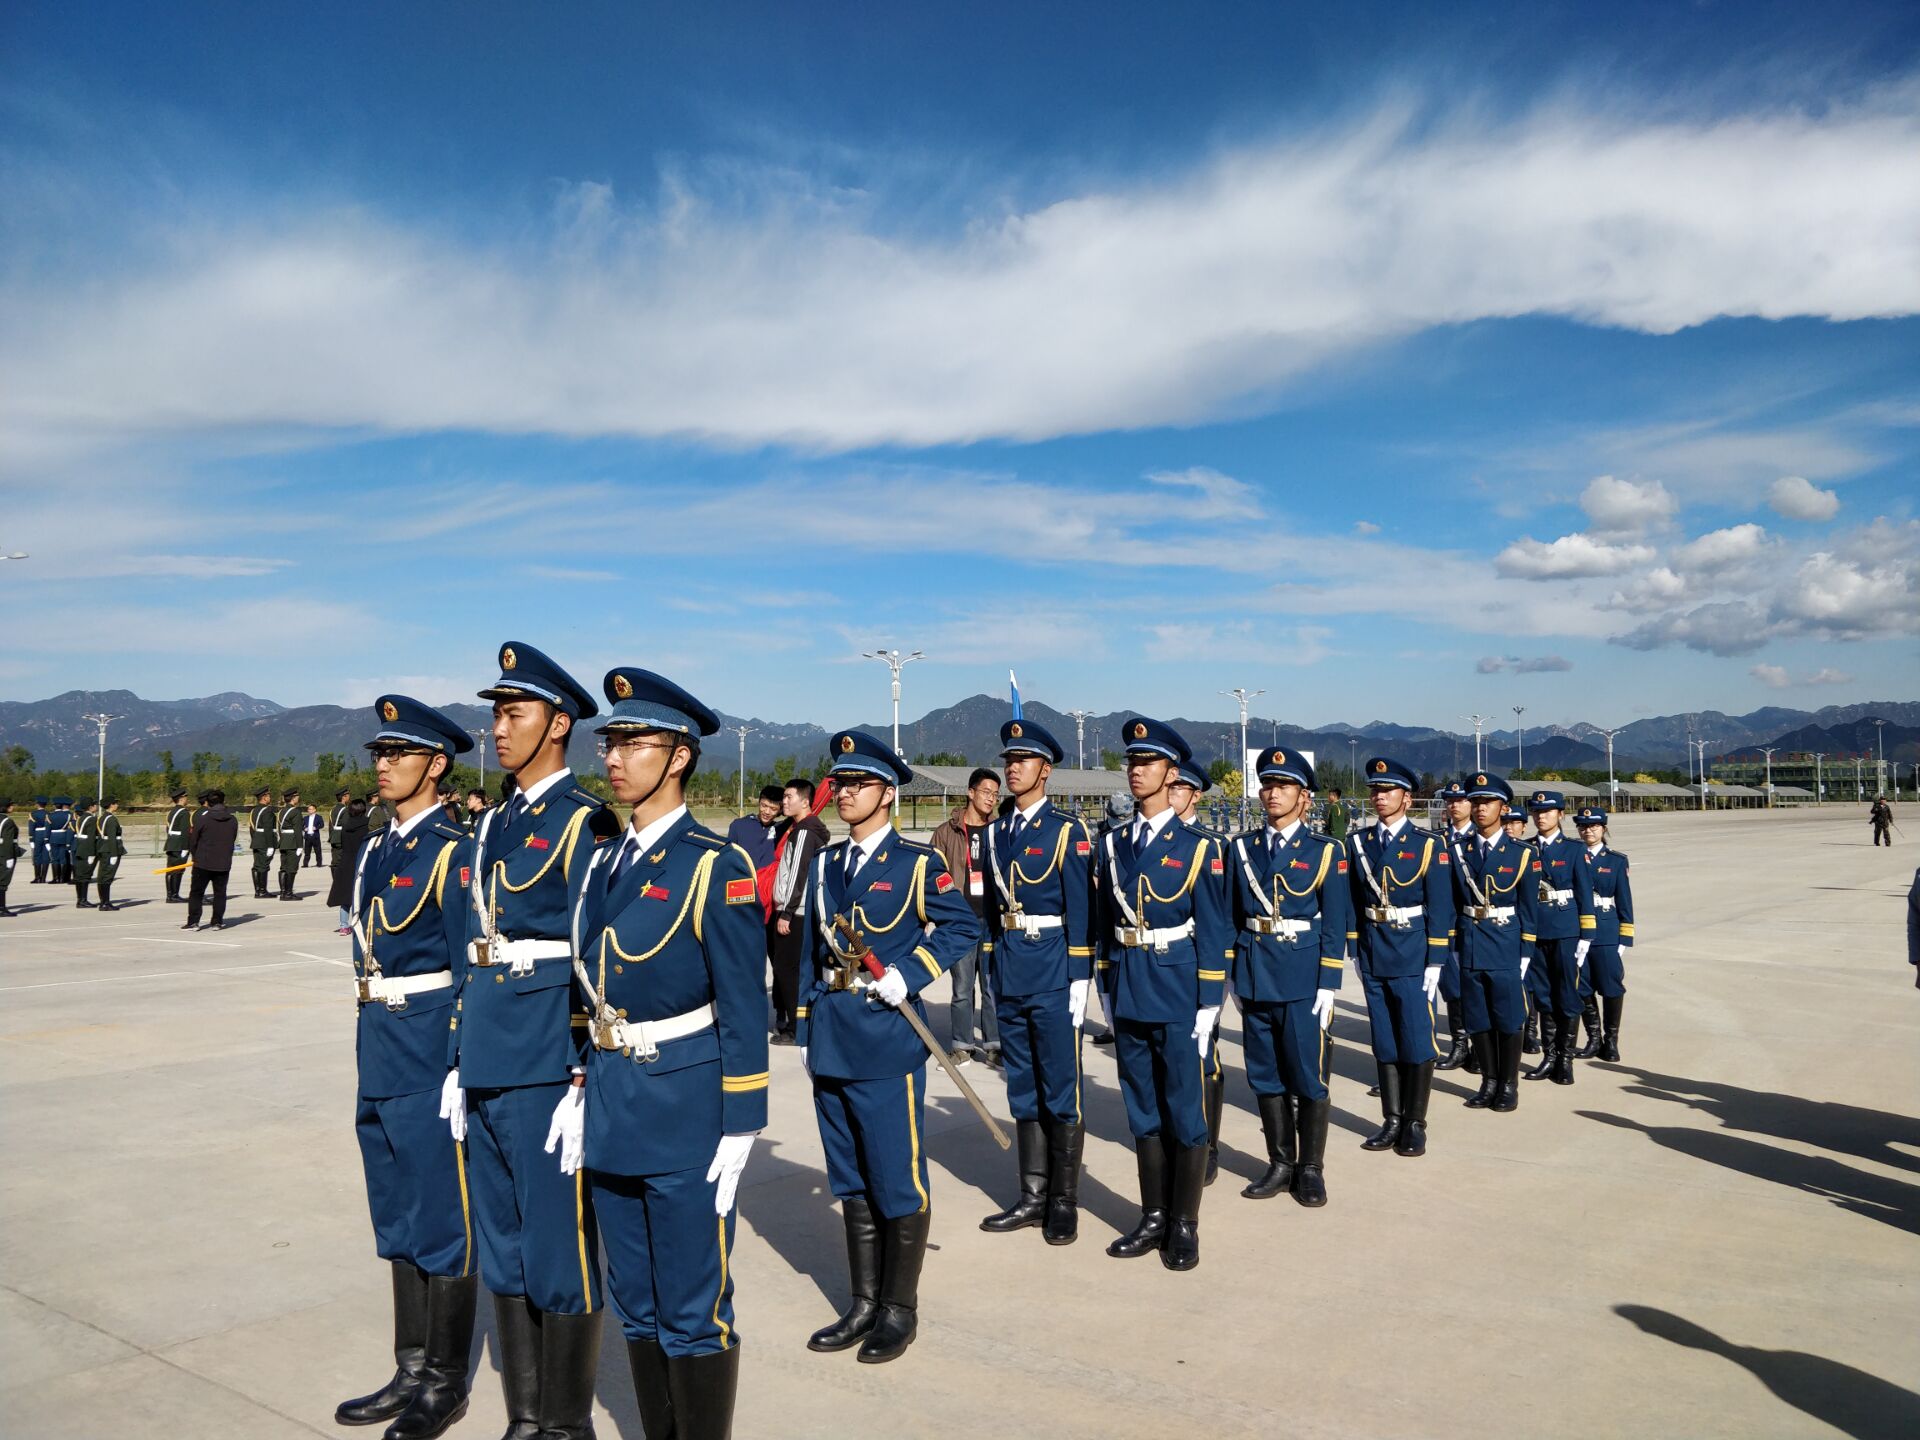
[2,807,1916,1440]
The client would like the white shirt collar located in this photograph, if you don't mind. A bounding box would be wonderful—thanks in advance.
[1268,819,1303,845]
[1016,796,1048,825]
[514,768,573,807]
[626,804,689,859]
[847,825,892,864]
[1378,816,1409,839]
[1587,841,1605,855]
[1135,807,1178,843]
[391,803,443,842]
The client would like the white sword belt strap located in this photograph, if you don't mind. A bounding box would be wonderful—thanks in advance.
[1351,834,1387,906]
[1233,835,1278,920]
[1453,838,1493,911]
[984,820,1017,910]
[1102,829,1144,930]
[596,1003,716,1060]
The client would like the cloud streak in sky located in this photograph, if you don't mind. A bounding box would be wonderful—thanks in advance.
[6,92,1920,454]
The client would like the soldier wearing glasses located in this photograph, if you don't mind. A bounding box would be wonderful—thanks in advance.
[569,668,768,1440]
[335,697,478,1440]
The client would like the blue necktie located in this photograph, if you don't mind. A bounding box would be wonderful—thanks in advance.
[607,838,636,893]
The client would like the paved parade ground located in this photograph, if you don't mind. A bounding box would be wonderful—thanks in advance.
[2,807,1916,1440]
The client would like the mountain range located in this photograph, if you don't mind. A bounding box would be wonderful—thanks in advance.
[4,689,1916,778]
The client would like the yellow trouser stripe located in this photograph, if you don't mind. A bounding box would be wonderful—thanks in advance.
[574,1169,593,1313]
[906,1074,929,1213]
[455,1139,473,1278]
[711,1214,733,1348]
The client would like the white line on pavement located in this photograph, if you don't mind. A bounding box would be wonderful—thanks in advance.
[0,958,335,992]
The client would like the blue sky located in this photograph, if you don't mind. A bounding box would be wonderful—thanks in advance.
[3,1,1917,730]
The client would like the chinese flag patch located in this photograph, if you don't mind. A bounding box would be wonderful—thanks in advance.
[1161,856,1184,868]
[459,866,471,886]
[1336,859,1348,874]
[724,878,756,906]
[643,884,671,901]
[1209,856,1225,874]
[934,872,955,893]
[525,835,550,851]
[1074,840,1092,856]
[1438,849,1450,865]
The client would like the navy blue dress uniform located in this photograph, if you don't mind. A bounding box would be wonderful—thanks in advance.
[1575,808,1634,1062]
[1524,790,1595,1086]
[1348,756,1456,1158]
[336,697,480,1440]
[95,802,125,910]
[1226,747,1354,1207]
[1448,773,1540,1112]
[0,800,19,915]
[455,642,616,1440]
[46,798,73,884]
[248,788,277,898]
[797,730,979,1363]
[1173,759,1232,1189]
[568,668,768,1437]
[164,790,192,902]
[1431,779,1472,1068]
[71,798,99,907]
[30,797,50,883]
[276,789,305,900]
[978,719,1096,1244]
[1095,718,1231,1269]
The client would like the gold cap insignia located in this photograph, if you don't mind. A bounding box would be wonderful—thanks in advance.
[381,700,399,723]
[613,673,634,700]
[1372,759,1387,773]
[1131,722,1148,741]
[1274,750,1285,763]
[1008,722,1023,738]
[839,735,856,754]
[501,646,517,670]
[1475,774,1487,785]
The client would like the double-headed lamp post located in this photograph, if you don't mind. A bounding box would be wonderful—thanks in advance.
[1219,687,1265,828]
[730,725,757,812]
[1462,714,1491,771]
[861,648,923,811]
[1595,726,1623,802]
[82,712,120,804]
[1512,705,1527,775]
[469,728,488,791]
[1813,752,1824,803]
[1065,709,1096,772]
[1759,746,1777,807]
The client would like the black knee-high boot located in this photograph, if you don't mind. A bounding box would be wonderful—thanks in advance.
[1599,995,1624,1062]
[334,1260,430,1425]
[808,1198,880,1351]
[386,1273,477,1439]
[1107,1137,1169,1255]
[1241,1093,1295,1198]
[858,1209,929,1363]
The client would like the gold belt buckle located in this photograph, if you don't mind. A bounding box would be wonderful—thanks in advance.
[591,1014,623,1051]
[471,938,495,967]
[354,976,373,1005]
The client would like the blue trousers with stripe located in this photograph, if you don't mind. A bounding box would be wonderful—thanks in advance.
[1239,998,1331,1102]
[813,1070,931,1221]
[356,1088,472,1278]
[1535,937,1583,1016]
[996,987,1083,1126]
[466,1081,601,1313]
[1461,967,1525,1035]
[1113,1018,1209,1147]
[1438,944,1462,1003]
[591,1166,737,1356]
[1359,971,1439,1065]
[1586,943,1626,997]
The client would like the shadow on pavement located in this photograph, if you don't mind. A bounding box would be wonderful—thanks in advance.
[1615,1304,1920,1440]
[737,1137,854,1309]
[1608,1065,1920,1176]
[1579,1111,1919,1237]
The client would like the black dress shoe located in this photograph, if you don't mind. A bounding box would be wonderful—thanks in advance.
[180,921,198,930]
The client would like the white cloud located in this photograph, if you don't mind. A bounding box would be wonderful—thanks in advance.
[1477,654,1574,674]
[1750,663,1792,688]
[1603,565,1690,614]
[1774,548,1917,638]
[1496,533,1656,579]
[1614,601,1773,657]
[1750,662,1855,688]
[1143,467,1263,520]
[1767,474,1840,521]
[1670,523,1773,574]
[1805,667,1854,685]
[1579,475,1676,536]
[7,95,1920,452]
[1353,520,1380,535]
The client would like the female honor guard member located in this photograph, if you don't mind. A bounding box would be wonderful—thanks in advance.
[569,668,768,1440]
[1227,748,1353,1206]
[1168,760,1229,1187]
[1348,758,1454,1158]
[47,797,73,885]
[1524,790,1594,1086]
[798,731,979,1363]
[1574,807,1634,1061]
[1449,774,1541,1113]
[336,697,478,1440]
[445,642,616,1440]
[978,718,1096,1245]
[29,797,50,885]
[1096,718,1231,1270]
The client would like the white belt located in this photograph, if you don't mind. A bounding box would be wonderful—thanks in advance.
[1594,896,1616,911]
[1467,905,1516,924]
[1364,904,1424,927]
[1000,912,1065,938]
[1247,916,1313,938]
[1544,887,1573,905]
[356,970,453,1009]
[468,937,572,976]
[1113,919,1195,951]
[594,1003,716,1061]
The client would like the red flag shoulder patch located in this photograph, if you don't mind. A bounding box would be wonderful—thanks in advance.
[1074,840,1092,855]
[1437,848,1451,865]
[870,881,893,892]
[459,866,471,886]
[1336,859,1348,874]
[1209,856,1225,874]
[724,877,756,906]
[525,835,550,851]
[934,872,955,893]
[643,884,670,901]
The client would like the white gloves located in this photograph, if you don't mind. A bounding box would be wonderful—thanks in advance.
[799,1046,809,1075]
[1192,1005,1220,1057]
[1422,965,1442,1002]
[439,1069,467,1143]
[706,1133,757,1216]
[1310,990,1335,1030]
[1520,955,1532,979]
[1575,939,1591,963]
[1068,979,1090,1030]
[544,1085,586,1175]
[869,965,909,1008]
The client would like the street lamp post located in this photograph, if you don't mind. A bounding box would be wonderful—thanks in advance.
[1693,739,1716,810]
[1065,709,1095,772]
[1462,714,1491,771]
[1873,718,1887,797]
[730,725,757,813]
[860,648,923,811]
[1349,738,1357,794]
[469,728,488,791]
[1813,752,1824,804]
[82,712,119,805]
[1512,705,1527,776]
[1596,727,1623,803]
[1219,687,1265,829]
[1759,747,1776,807]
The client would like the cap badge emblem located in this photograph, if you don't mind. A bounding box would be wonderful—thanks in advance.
[1274,750,1285,763]
[839,735,856,754]
[1008,722,1023,738]
[381,700,399,723]
[501,646,518,671]
[1373,759,1387,773]
[1131,722,1147,741]
[613,673,634,700]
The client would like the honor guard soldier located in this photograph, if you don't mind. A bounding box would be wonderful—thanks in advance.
[1168,759,1230,1187]
[1227,747,1353,1206]
[1524,790,1594,1086]
[0,799,20,915]
[1349,757,1454,1158]
[1095,718,1231,1269]
[164,789,192,902]
[333,786,354,860]
[337,697,480,1440]
[1449,774,1540,1112]
[798,730,979,1363]
[570,669,767,1440]
[276,788,305,900]
[1574,808,1634,1061]
[95,799,125,910]
[444,642,616,1440]
[30,796,50,883]
[47,797,74,885]
[249,787,278,898]
[978,718,1096,1244]
[71,798,100,907]
[1431,780,1473,1071]
[1502,804,1529,842]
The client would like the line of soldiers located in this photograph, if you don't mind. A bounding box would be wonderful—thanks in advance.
[11,795,127,909]
[286,641,1644,1440]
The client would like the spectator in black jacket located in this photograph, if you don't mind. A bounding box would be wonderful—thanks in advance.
[327,797,370,933]
[768,777,830,1042]
[184,790,239,931]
